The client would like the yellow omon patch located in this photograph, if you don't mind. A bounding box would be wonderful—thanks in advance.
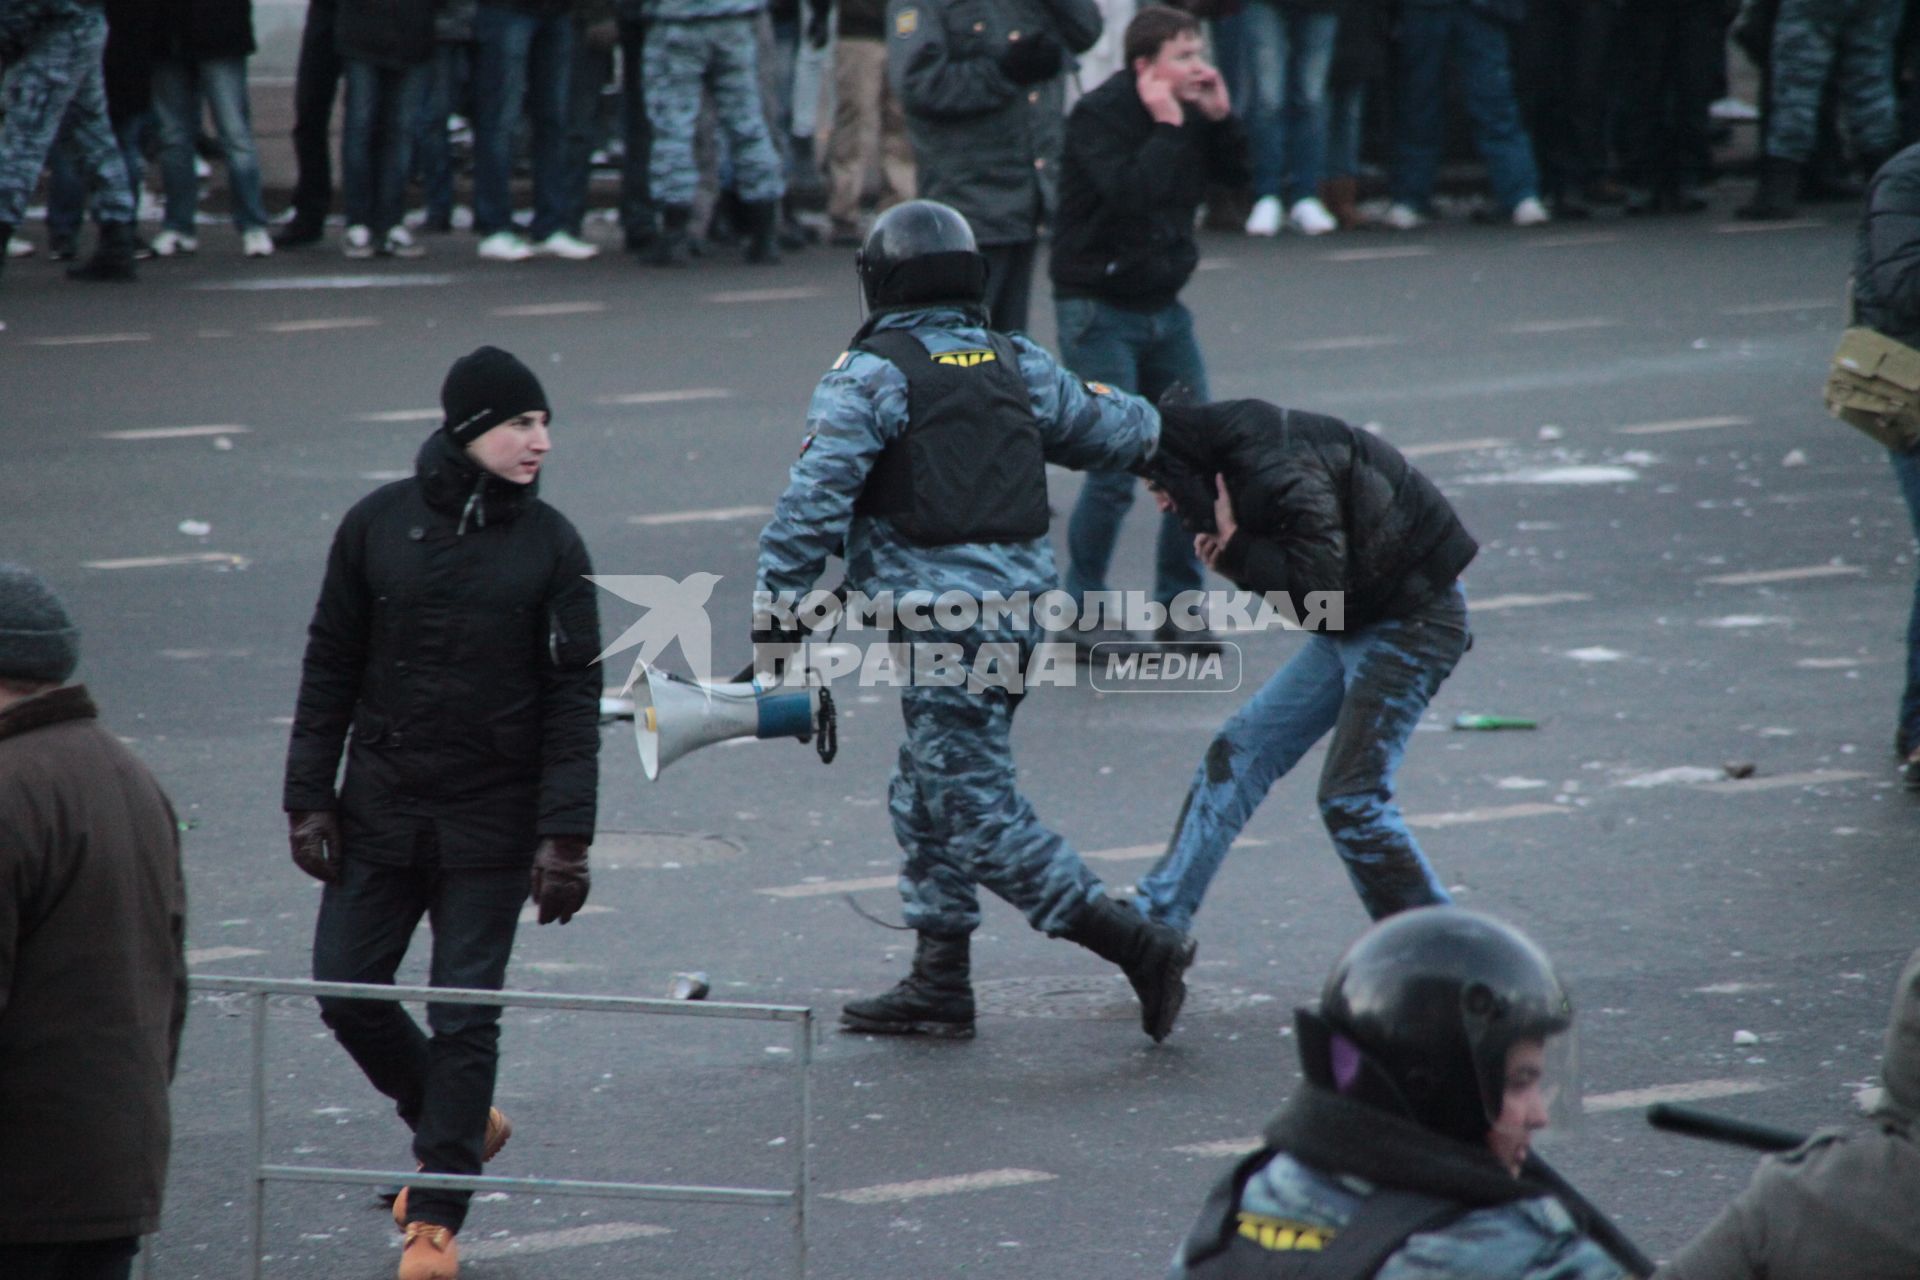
[931,349,997,368]
[1234,1213,1335,1253]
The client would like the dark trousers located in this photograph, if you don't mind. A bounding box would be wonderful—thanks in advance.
[618,19,655,239]
[289,0,344,225]
[1615,0,1721,193]
[561,23,615,235]
[981,240,1037,333]
[311,839,526,1233]
[1514,0,1617,198]
[0,1239,138,1280]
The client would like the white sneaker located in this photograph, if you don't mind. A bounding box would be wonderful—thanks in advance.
[149,229,199,256]
[381,227,426,259]
[1381,202,1428,231]
[532,230,599,260]
[1244,195,1283,237]
[477,230,532,261]
[6,237,34,259]
[343,224,375,259]
[1287,196,1338,236]
[1510,196,1552,227]
[242,227,274,257]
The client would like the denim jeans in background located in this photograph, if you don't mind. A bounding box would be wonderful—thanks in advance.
[1135,583,1469,931]
[343,60,429,237]
[1390,4,1539,212]
[151,56,270,233]
[409,43,470,225]
[1324,83,1364,179]
[1241,3,1338,202]
[48,111,148,242]
[471,3,574,238]
[1058,296,1209,610]
[560,27,615,235]
[1893,448,1920,755]
[311,838,527,1234]
[1210,11,1251,124]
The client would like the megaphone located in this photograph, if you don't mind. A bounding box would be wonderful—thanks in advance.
[634,666,824,780]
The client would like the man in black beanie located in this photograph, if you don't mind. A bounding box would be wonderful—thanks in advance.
[283,347,601,1280]
[0,565,187,1280]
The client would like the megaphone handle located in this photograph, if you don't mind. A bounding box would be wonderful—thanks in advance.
[815,686,838,764]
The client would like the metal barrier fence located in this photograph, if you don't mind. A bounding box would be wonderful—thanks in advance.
[173,976,813,1280]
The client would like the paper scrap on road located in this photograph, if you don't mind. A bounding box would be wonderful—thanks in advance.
[825,1169,1056,1205]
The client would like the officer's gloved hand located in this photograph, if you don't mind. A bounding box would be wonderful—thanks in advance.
[999,30,1064,86]
[750,624,809,682]
[288,810,343,884]
[530,837,592,925]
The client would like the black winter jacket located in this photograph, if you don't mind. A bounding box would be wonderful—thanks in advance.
[283,431,602,868]
[1854,143,1920,351]
[1050,69,1249,309]
[156,0,255,60]
[1158,400,1477,628]
[336,0,436,65]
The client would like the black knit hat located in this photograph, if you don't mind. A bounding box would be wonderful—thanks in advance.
[441,346,551,445]
[0,563,79,684]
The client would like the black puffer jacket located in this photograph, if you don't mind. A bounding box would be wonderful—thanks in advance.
[155,0,256,60]
[283,431,602,868]
[335,0,435,65]
[1853,143,1920,350]
[1156,399,1477,627]
[1050,68,1249,309]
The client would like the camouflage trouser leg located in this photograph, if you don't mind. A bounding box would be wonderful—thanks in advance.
[646,18,786,207]
[645,22,710,208]
[0,9,133,228]
[888,681,1105,937]
[706,15,785,202]
[1766,0,1900,162]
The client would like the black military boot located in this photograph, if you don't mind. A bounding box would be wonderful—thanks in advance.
[1737,156,1802,221]
[649,205,693,267]
[0,222,12,282]
[67,220,138,282]
[840,933,975,1038]
[742,200,781,265]
[1063,896,1197,1043]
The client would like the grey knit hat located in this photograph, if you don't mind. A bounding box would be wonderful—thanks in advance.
[0,564,79,684]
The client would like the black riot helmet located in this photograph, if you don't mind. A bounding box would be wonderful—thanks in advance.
[1313,907,1578,1145]
[856,200,990,313]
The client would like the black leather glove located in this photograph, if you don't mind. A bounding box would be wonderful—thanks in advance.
[999,30,1063,86]
[288,810,342,884]
[530,836,592,925]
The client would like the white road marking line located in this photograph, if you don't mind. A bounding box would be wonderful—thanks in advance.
[706,286,825,303]
[356,408,442,422]
[515,903,616,924]
[1084,837,1267,863]
[1712,219,1826,234]
[1526,232,1620,248]
[1399,437,1509,458]
[1584,1079,1770,1113]
[1284,335,1403,352]
[263,317,381,333]
[30,331,152,346]
[360,469,410,480]
[102,424,252,441]
[628,504,772,527]
[594,388,734,406]
[491,301,609,317]
[1194,257,1235,271]
[1695,769,1869,794]
[1795,657,1863,669]
[196,273,457,291]
[462,1223,671,1260]
[1720,299,1833,315]
[1702,563,1866,586]
[1324,246,1433,262]
[825,1169,1056,1205]
[758,875,896,899]
[1694,981,1774,995]
[1170,1137,1261,1158]
[1470,592,1593,612]
[1617,414,1750,435]
[187,946,265,966]
[83,552,249,570]
[1406,803,1568,829]
[1503,317,1621,334]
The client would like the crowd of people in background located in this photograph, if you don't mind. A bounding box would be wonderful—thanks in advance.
[5,0,1920,276]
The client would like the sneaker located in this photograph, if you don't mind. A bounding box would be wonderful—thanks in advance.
[1381,202,1428,231]
[6,236,34,259]
[1243,194,1283,237]
[531,230,598,260]
[1510,196,1552,226]
[242,227,274,257]
[381,227,426,259]
[477,230,532,261]
[343,225,375,259]
[148,229,198,257]
[272,218,325,248]
[397,1222,459,1280]
[1287,195,1338,236]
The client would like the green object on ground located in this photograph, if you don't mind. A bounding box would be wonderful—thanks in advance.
[1452,714,1538,730]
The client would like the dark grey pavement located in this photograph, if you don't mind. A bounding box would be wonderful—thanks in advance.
[2,191,1915,1278]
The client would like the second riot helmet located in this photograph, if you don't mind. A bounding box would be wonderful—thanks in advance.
[856,200,990,313]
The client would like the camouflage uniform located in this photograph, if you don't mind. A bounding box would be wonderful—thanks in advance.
[0,2,135,230]
[1764,0,1902,165]
[642,0,786,206]
[757,305,1159,936]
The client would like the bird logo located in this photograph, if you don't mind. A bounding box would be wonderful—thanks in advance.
[589,572,723,693]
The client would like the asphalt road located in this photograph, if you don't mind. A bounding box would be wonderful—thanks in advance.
[3,197,1915,1279]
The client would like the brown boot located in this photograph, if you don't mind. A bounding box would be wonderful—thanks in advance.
[1320,176,1360,230]
[392,1107,512,1228]
[397,1222,458,1280]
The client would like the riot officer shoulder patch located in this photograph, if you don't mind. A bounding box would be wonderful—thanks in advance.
[931,348,996,368]
[831,350,853,371]
[894,6,918,35]
[1085,380,1113,395]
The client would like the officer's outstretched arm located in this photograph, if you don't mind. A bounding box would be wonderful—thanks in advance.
[1014,336,1160,473]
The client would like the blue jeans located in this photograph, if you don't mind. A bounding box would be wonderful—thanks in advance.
[1242,4,1338,202]
[1211,12,1251,121]
[409,44,469,225]
[1135,584,1469,930]
[1390,4,1540,212]
[1058,296,1209,610]
[343,60,428,236]
[1894,448,1920,755]
[1325,84,1363,179]
[48,111,147,240]
[471,3,574,238]
[151,56,269,233]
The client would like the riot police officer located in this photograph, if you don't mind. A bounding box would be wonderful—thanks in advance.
[755,199,1198,1043]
